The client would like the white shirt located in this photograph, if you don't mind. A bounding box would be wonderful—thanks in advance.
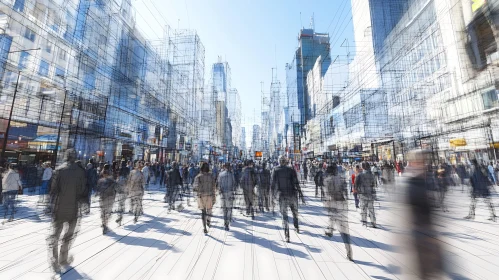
[42,167,53,181]
[2,170,22,192]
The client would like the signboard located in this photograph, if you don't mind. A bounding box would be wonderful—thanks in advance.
[450,138,467,147]
[254,151,262,158]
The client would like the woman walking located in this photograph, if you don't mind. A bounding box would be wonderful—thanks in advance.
[2,163,23,222]
[193,162,216,234]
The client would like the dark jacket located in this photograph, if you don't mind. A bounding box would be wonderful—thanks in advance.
[470,165,493,197]
[355,171,376,198]
[258,168,271,190]
[167,167,183,186]
[272,165,302,198]
[51,162,86,222]
[240,167,257,189]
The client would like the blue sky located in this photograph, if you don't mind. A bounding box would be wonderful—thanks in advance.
[134,0,354,130]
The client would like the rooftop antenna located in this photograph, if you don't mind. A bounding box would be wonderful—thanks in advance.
[310,13,315,30]
[300,12,303,29]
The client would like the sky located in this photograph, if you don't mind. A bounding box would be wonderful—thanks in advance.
[134,0,354,140]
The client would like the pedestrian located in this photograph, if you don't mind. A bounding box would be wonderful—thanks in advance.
[272,156,305,242]
[258,162,272,212]
[96,164,117,234]
[355,162,377,228]
[323,163,352,261]
[240,160,257,219]
[464,159,497,221]
[115,160,129,225]
[302,161,308,182]
[83,162,98,215]
[166,161,183,211]
[127,161,145,223]
[314,164,325,199]
[2,163,23,222]
[194,162,216,234]
[47,149,86,273]
[405,149,445,278]
[218,163,236,230]
[142,162,151,190]
[351,165,361,209]
[40,162,53,200]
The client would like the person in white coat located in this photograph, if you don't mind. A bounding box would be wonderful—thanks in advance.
[2,163,23,222]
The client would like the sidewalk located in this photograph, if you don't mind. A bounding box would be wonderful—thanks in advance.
[0,180,497,279]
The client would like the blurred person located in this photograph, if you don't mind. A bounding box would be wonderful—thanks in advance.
[314,164,325,199]
[302,161,308,182]
[47,149,86,273]
[464,159,496,221]
[355,162,377,227]
[351,165,361,209]
[257,162,272,212]
[166,161,183,211]
[194,162,216,234]
[2,163,23,222]
[436,163,449,212]
[272,156,305,242]
[97,164,117,234]
[40,162,53,200]
[323,163,352,261]
[456,162,468,191]
[83,162,98,215]
[218,163,236,230]
[128,161,145,223]
[115,160,129,225]
[405,149,444,279]
[141,162,151,191]
[240,160,257,219]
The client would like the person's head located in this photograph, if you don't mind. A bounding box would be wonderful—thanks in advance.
[355,165,361,173]
[224,162,231,170]
[361,162,370,171]
[136,161,144,169]
[172,161,178,168]
[262,162,267,169]
[64,149,77,163]
[278,156,288,166]
[326,163,338,176]
[9,163,18,171]
[200,162,210,173]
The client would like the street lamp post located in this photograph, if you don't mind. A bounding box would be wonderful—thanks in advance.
[53,89,68,165]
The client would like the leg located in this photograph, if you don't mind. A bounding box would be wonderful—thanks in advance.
[289,197,299,232]
[360,196,368,225]
[354,193,359,208]
[466,195,477,218]
[59,219,78,265]
[340,231,352,260]
[485,197,496,220]
[368,198,376,227]
[201,209,207,232]
[48,220,64,271]
[280,200,290,242]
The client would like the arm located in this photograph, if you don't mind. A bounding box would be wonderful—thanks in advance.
[292,169,305,203]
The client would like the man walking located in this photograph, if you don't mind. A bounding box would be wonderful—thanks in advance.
[355,162,377,228]
[272,156,305,242]
[47,149,86,273]
[166,162,183,211]
[240,160,257,219]
[218,163,236,230]
[465,159,497,221]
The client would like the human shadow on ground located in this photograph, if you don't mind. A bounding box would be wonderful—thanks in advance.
[441,231,485,241]
[355,260,400,275]
[229,223,310,259]
[123,218,192,236]
[108,231,179,252]
[62,266,93,279]
[350,236,397,252]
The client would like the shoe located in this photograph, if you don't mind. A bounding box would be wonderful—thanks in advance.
[286,235,290,243]
[59,255,74,267]
[361,221,367,227]
[295,227,300,234]
[134,217,138,224]
[225,225,229,231]
[488,215,497,222]
[251,215,255,220]
[464,215,475,220]
[116,217,122,225]
[372,222,377,228]
[102,225,108,235]
[325,231,332,237]
[7,217,13,222]
[347,252,353,262]
[207,220,211,227]
[204,228,208,234]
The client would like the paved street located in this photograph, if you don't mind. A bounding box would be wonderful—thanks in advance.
[0,180,498,280]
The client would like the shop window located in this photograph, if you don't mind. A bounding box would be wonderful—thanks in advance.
[482,89,499,109]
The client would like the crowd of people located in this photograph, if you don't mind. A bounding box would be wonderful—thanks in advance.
[1,147,498,277]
